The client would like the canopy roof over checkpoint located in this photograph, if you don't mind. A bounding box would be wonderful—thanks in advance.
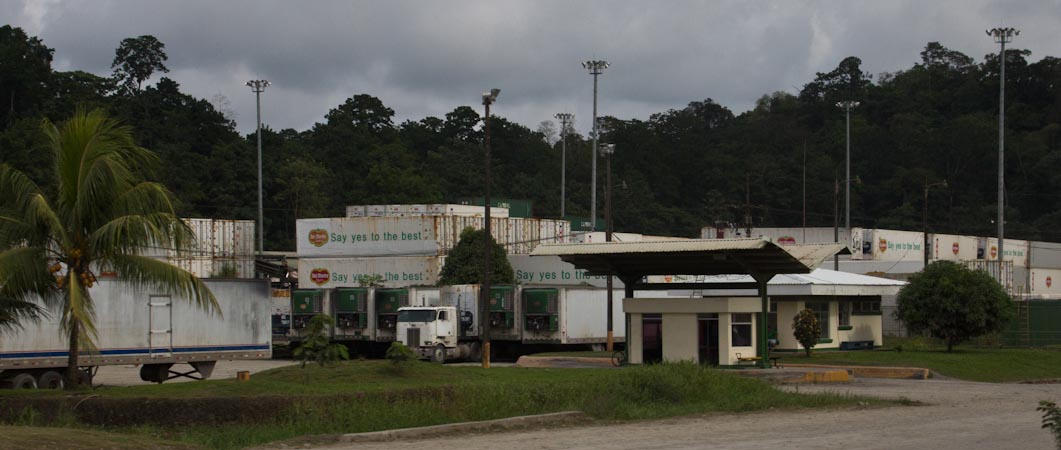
[530,239,848,282]
[530,238,850,368]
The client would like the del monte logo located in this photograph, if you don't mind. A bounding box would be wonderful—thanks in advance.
[777,236,796,246]
[878,238,888,253]
[310,268,330,285]
[308,229,328,247]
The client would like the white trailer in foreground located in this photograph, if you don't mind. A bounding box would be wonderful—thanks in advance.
[0,278,271,389]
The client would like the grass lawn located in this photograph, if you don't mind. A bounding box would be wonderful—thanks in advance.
[781,341,1061,382]
[1,361,884,450]
[0,425,199,450]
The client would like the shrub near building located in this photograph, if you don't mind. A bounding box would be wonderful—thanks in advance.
[896,261,1015,352]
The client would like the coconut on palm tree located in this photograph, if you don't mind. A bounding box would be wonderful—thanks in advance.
[0,109,218,388]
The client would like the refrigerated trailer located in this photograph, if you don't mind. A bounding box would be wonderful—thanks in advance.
[287,286,439,355]
[0,278,271,389]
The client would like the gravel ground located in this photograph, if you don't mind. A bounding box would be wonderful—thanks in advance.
[90,359,297,387]
[305,377,1061,450]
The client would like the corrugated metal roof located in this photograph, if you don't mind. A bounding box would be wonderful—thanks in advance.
[530,239,848,278]
[658,269,906,297]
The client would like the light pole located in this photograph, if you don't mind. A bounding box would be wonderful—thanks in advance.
[555,113,574,218]
[923,178,948,267]
[987,27,1019,266]
[583,60,609,230]
[481,88,500,369]
[836,100,859,245]
[600,143,616,351]
[246,79,270,258]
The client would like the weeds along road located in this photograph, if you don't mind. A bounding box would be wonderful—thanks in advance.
[308,378,1061,450]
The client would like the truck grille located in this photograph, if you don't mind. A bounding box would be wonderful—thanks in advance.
[406,328,420,348]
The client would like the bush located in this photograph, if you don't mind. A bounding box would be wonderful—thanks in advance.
[897,261,1015,352]
[793,308,822,357]
[1040,400,1061,449]
[383,342,418,375]
[293,314,349,368]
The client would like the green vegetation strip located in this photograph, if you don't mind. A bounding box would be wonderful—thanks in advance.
[783,346,1061,383]
[0,425,197,450]
[2,361,881,450]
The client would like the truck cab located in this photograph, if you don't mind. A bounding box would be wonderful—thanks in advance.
[396,306,478,363]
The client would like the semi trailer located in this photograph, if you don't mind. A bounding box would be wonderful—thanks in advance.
[0,278,271,389]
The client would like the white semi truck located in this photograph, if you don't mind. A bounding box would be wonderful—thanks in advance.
[395,284,626,362]
[0,278,272,389]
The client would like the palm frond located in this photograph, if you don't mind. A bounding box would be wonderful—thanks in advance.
[0,246,61,310]
[109,254,221,316]
[0,297,44,333]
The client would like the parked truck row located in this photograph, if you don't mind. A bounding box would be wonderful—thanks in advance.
[285,284,626,362]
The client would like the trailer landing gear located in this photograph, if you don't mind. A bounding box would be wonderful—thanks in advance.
[139,361,217,383]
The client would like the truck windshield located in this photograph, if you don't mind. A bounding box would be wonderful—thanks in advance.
[398,309,436,323]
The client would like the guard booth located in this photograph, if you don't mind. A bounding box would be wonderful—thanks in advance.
[530,239,846,368]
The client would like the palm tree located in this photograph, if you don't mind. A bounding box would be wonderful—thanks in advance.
[0,109,217,388]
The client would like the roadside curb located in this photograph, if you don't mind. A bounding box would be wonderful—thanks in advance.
[515,356,615,368]
[784,364,931,380]
[338,411,586,443]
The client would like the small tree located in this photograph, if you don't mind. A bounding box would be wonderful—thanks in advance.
[438,227,514,285]
[896,261,1014,352]
[793,308,822,357]
[1040,400,1061,450]
[293,314,349,368]
[383,342,418,375]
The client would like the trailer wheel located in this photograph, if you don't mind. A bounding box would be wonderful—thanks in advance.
[37,371,64,389]
[139,363,173,383]
[430,344,447,364]
[7,373,37,389]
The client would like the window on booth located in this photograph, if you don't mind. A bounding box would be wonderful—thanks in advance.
[731,313,753,347]
[806,302,830,338]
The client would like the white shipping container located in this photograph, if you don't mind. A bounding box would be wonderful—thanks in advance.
[407,204,428,215]
[1030,268,1061,298]
[561,288,626,344]
[296,217,439,257]
[386,204,409,216]
[575,231,645,243]
[366,205,387,217]
[869,229,925,262]
[702,226,848,246]
[346,206,367,217]
[509,254,619,288]
[297,256,444,288]
[931,234,979,261]
[980,238,1029,266]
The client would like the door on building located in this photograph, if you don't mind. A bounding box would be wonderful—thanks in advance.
[698,313,720,365]
[642,314,663,364]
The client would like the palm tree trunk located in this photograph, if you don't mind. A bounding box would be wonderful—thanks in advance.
[65,320,80,389]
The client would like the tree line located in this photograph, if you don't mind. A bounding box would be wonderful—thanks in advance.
[3,25,1061,251]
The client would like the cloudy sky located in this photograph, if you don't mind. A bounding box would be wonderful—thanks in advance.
[5,0,1061,135]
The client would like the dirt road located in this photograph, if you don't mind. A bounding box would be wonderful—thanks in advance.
[309,378,1061,450]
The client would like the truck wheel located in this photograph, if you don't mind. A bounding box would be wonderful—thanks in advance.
[139,363,173,383]
[8,373,37,389]
[37,371,64,389]
[430,344,447,364]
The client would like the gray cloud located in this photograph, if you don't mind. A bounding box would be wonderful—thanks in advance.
[5,0,1061,136]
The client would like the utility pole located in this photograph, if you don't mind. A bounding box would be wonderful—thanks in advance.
[834,174,840,271]
[601,143,616,352]
[802,141,807,243]
[583,60,609,230]
[924,178,948,267]
[987,27,1019,267]
[744,174,752,238]
[481,88,500,369]
[246,79,270,258]
[836,100,859,243]
[555,113,574,218]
